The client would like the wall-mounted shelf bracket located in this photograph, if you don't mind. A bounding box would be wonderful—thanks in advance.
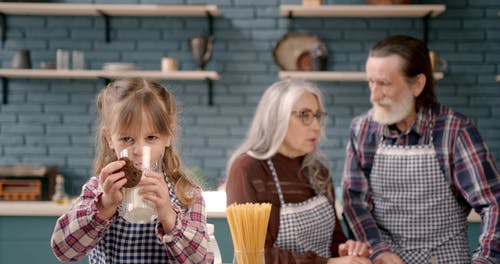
[206,11,214,36]
[99,77,111,86]
[0,13,5,47]
[423,13,431,44]
[206,78,214,106]
[287,11,294,32]
[98,11,110,43]
[2,77,8,104]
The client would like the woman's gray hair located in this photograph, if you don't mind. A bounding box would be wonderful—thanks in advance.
[226,79,334,203]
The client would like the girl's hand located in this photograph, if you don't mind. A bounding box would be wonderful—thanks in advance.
[97,160,127,219]
[327,256,373,264]
[338,240,373,258]
[139,171,177,231]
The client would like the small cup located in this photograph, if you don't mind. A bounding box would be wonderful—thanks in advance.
[56,49,70,70]
[161,57,178,72]
[72,50,85,70]
[302,0,323,6]
[429,51,447,72]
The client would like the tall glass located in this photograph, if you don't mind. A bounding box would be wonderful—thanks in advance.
[56,49,69,70]
[120,146,159,223]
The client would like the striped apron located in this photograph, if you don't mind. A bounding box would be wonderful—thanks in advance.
[370,127,470,263]
[267,159,334,258]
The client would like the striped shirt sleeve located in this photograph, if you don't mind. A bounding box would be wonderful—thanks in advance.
[451,116,500,263]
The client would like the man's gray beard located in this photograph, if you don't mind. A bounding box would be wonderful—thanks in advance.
[372,89,414,125]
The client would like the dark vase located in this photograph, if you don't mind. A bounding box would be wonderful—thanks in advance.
[188,35,214,70]
[12,49,32,69]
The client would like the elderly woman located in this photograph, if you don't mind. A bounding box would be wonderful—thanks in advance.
[226,79,371,264]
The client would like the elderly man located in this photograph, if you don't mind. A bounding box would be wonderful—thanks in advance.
[342,35,499,264]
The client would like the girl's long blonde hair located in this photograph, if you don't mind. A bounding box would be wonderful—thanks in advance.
[93,78,195,206]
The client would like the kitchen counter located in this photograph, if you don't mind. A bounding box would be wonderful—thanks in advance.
[0,191,483,264]
[0,191,481,221]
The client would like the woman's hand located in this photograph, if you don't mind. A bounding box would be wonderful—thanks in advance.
[327,256,373,264]
[97,160,127,219]
[139,171,177,231]
[338,240,372,258]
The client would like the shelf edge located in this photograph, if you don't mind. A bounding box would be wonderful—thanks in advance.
[279,4,446,18]
[279,71,444,82]
[0,69,220,81]
[0,3,220,17]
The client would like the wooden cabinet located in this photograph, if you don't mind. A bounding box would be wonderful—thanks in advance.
[278,4,446,82]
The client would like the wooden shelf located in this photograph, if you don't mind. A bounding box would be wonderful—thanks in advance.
[279,71,444,82]
[0,3,220,16]
[0,69,220,81]
[280,4,446,18]
[0,3,219,44]
[0,3,221,105]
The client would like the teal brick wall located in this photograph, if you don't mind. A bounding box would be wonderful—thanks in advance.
[0,0,499,196]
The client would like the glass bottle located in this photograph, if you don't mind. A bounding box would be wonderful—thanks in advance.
[207,223,222,264]
[52,174,69,204]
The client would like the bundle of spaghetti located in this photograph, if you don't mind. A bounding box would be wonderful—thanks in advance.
[226,203,271,264]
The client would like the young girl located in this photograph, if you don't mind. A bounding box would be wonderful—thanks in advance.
[50,78,213,263]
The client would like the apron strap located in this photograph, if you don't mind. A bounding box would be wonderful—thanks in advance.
[267,159,285,206]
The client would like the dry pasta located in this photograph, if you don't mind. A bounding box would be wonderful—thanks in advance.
[226,203,271,264]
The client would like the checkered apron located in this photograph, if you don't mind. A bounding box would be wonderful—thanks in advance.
[89,177,182,263]
[370,127,470,263]
[267,159,334,258]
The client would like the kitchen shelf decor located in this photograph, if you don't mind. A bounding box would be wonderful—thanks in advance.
[281,4,445,43]
[278,4,446,82]
[0,3,221,105]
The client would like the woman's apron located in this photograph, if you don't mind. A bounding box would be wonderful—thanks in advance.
[267,159,334,258]
[370,120,470,263]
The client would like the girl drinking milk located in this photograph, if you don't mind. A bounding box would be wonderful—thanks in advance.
[50,78,213,263]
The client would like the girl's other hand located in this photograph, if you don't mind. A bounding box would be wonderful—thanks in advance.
[139,171,177,231]
[97,160,127,218]
[338,240,372,258]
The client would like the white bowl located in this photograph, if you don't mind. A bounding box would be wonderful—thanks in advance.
[102,62,138,71]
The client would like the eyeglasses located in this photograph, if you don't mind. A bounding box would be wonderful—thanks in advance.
[291,109,327,126]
